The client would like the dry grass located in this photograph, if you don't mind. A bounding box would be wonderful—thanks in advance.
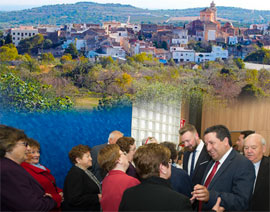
[74,97,101,109]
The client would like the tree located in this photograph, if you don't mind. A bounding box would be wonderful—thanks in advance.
[64,43,78,59]
[244,48,270,65]
[17,34,44,55]
[0,31,5,47]
[0,44,19,61]
[161,41,168,50]
[60,54,73,64]
[41,53,55,63]
[43,39,53,49]
[4,33,12,45]
[0,72,73,112]
[234,58,245,69]
[21,54,40,72]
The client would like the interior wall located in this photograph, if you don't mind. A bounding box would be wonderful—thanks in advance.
[201,99,270,156]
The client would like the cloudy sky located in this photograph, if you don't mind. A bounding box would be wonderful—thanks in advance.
[0,0,269,10]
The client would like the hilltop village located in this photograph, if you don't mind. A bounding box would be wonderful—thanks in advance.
[3,2,270,64]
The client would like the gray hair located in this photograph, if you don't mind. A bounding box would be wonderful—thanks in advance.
[108,130,123,142]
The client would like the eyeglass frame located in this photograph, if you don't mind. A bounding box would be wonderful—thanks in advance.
[17,141,29,147]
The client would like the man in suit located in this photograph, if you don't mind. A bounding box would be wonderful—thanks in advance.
[179,124,211,186]
[244,133,269,211]
[235,130,255,153]
[192,125,255,211]
[90,130,123,182]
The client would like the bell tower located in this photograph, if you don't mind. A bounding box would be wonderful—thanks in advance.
[210,1,217,22]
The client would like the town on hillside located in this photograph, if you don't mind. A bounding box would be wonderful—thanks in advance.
[2,1,270,64]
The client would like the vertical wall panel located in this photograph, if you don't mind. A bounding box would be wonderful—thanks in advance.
[201,100,270,156]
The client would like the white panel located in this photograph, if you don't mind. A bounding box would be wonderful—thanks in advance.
[140,119,146,129]
[148,111,153,119]
[155,113,160,121]
[155,123,160,131]
[162,124,167,132]
[131,101,181,146]
[162,114,167,122]
[149,121,153,130]
[162,133,166,141]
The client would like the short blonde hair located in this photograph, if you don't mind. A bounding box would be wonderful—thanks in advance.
[98,144,120,172]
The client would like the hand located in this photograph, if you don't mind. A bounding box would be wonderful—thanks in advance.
[44,193,52,198]
[59,192,64,202]
[191,184,209,202]
[98,194,102,201]
[212,197,225,212]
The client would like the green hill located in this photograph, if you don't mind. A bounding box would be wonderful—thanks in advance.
[0,1,269,29]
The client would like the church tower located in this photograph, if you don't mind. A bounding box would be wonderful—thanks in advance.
[210,1,217,22]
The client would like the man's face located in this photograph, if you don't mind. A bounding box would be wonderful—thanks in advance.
[236,134,244,151]
[204,132,230,161]
[244,135,265,163]
[181,131,198,152]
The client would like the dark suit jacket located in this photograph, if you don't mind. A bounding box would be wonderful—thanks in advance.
[119,176,192,211]
[62,166,100,211]
[0,157,56,211]
[249,156,269,211]
[170,165,193,198]
[201,149,255,211]
[90,143,107,182]
[183,144,211,186]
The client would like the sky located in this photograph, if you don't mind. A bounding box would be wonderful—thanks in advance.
[0,0,269,11]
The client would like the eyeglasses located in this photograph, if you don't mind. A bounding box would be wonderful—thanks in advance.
[17,141,28,147]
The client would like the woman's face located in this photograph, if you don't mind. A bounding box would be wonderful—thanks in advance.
[26,146,40,164]
[7,140,29,164]
[76,151,92,170]
[127,144,136,162]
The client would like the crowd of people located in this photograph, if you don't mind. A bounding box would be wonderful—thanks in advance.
[0,123,269,211]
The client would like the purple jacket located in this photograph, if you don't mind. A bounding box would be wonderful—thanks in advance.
[0,157,56,211]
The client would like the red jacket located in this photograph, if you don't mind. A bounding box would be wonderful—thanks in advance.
[101,170,140,212]
[21,162,63,209]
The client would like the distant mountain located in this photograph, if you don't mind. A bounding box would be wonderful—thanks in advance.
[0,1,269,29]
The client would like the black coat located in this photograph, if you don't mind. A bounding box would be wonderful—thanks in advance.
[183,144,211,186]
[62,166,100,211]
[249,156,269,211]
[0,157,56,211]
[119,176,192,211]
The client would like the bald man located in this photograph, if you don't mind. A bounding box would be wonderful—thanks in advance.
[90,130,123,182]
[244,134,269,211]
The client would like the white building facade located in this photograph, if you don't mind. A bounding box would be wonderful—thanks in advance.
[170,47,195,63]
[10,26,38,46]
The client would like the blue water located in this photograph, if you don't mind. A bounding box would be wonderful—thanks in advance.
[0,107,132,188]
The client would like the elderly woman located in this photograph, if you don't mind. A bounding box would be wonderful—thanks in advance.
[116,137,139,179]
[97,144,140,212]
[21,138,63,210]
[0,125,56,211]
[119,143,192,211]
[62,144,101,211]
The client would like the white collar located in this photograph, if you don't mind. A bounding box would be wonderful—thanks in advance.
[218,147,233,165]
[196,139,204,152]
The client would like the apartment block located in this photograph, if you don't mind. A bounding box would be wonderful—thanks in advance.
[10,26,38,46]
